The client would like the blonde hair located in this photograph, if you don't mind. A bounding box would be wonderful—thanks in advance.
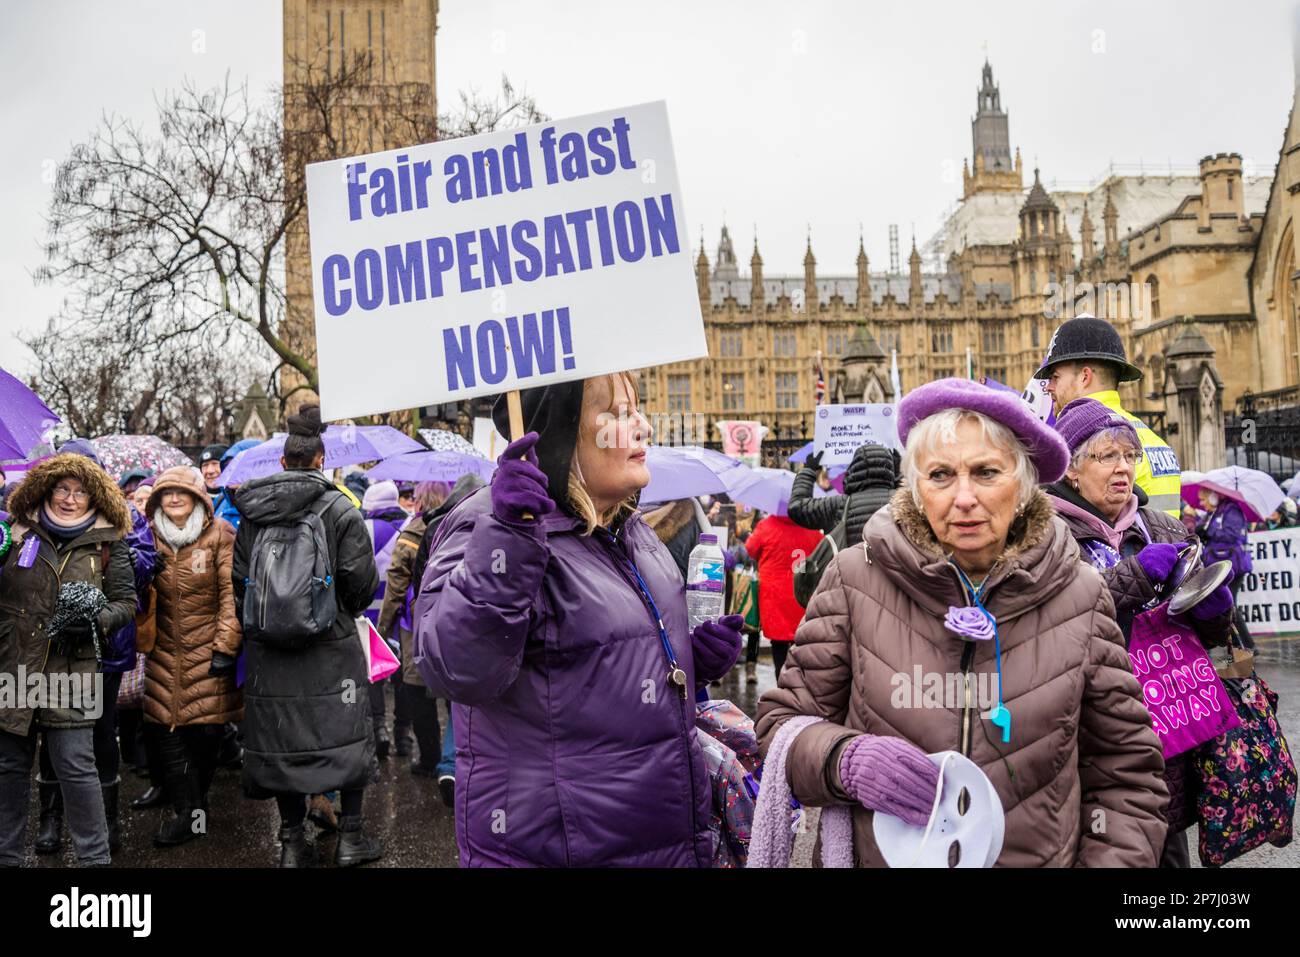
[569,371,642,536]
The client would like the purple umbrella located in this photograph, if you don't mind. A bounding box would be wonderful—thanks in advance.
[787,441,814,464]
[640,445,751,505]
[366,450,497,484]
[1181,465,1284,524]
[0,367,61,461]
[218,425,424,487]
[728,466,795,516]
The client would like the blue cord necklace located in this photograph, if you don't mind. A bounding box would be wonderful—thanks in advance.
[951,564,1012,744]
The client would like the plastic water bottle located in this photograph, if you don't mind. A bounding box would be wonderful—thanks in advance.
[686,533,726,630]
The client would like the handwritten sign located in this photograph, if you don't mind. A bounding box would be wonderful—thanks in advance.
[1236,527,1300,636]
[812,404,900,468]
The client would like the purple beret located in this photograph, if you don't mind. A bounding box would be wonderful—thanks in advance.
[1053,398,1140,454]
[898,378,1069,483]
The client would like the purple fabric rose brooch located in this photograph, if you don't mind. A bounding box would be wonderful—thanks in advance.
[945,605,995,642]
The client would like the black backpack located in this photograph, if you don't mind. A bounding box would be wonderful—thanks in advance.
[241,493,340,646]
[793,497,850,608]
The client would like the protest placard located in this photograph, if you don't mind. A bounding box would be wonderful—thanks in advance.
[812,403,900,468]
[715,420,765,468]
[305,101,707,420]
[1236,526,1300,635]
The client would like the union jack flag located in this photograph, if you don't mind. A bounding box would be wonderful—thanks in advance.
[814,351,826,405]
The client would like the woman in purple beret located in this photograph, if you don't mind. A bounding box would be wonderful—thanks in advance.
[1045,397,1233,867]
[756,378,1169,867]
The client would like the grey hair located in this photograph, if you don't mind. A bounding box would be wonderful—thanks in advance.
[902,408,1038,508]
[1067,425,1141,472]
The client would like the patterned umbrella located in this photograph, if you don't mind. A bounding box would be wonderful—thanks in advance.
[90,434,194,484]
[418,428,485,457]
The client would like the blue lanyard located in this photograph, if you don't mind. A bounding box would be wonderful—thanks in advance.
[598,529,682,679]
[950,564,1011,743]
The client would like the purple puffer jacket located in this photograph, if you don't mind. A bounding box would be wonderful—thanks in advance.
[101,505,157,673]
[413,488,712,868]
[1201,500,1253,581]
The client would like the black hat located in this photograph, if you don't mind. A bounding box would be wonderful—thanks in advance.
[199,444,230,466]
[492,382,585,514]
[1033,315,1142,382]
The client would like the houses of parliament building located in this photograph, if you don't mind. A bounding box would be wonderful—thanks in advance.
[642,60,1300,469]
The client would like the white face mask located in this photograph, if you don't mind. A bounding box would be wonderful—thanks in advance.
[873,751,1005,868]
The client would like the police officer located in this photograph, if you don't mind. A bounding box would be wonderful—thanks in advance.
[1037,314,1182,516]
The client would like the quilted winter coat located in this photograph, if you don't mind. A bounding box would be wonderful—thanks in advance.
[1044,481,1232,832]
[0,454,136,735]
[412,488,715,868]
[143,468,243,728]
[788,443,898,542]
[756,488,1169,867]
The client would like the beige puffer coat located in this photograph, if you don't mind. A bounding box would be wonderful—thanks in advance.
[756,489,1169,867]
[143,467,243,728]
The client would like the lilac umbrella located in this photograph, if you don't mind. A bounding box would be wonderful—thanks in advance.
[787,441,814,464]
[218,425,424,487]
[728,466,796,516]
[640,445,752,505]
[0,367,61,461]
[366,450,497,484]
[1181,465,1285,524]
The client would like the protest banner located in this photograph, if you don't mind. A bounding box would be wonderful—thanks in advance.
[716,420,765,467]
[1236,526,1300,635]
[1127,606,1239,758]
[305,101,707,421]
[812,403,900,468]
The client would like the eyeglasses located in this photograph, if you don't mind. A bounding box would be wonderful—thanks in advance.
[52,485,89,502]
[1086,450,1142,468]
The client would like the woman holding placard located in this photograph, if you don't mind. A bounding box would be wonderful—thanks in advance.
[755,379,1168,867]
[412,373,742,867]
[1045,397,1234,868]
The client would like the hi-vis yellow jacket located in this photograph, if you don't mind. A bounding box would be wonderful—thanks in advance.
[1090,390,1182,517]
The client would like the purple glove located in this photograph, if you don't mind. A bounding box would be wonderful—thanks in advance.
[1136,543,1180,587]
[1191,584,1233,620]
[691,613,744,681]
[490,432,556,526]
[837,734,940,826]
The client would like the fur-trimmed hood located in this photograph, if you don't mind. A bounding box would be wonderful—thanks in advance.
[861,486,1083,625]
[7,453,131,536]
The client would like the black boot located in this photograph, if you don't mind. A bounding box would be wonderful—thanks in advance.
[278,823,314,868]
[215,723,243,770]
[101,779,120,854]
[154,731,203,847]
[154,806,203,847]
[34,780,63,855]
[374,723,391,760]
[334,814,383,867]
[131,786,165,809]
[394,722,413,757]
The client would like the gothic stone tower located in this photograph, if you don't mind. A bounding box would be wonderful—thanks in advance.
[281,0,439,413]
[963,60,1024,199]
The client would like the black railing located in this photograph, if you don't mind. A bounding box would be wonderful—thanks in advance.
[1224,390,1300,482]
[701,438,808,470]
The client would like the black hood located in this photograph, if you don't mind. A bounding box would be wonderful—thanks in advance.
[492,381,585,513]
[844,443,898,496]
[232,469,337,525]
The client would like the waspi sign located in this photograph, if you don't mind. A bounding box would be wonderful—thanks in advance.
[305,101,707,420]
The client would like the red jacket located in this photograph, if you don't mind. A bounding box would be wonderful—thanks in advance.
[744,515,823,642]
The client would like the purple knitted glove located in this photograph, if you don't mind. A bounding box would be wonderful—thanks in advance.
[1191,584,1234,620]
[691,613,744,682]
[490,432,556,526]
[1136,543,1180,587]
[837,734,940,826]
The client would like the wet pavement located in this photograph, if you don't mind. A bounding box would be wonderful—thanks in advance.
[19,636,1299,868]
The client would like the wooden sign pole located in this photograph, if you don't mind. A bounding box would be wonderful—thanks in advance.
[505,389,534,521]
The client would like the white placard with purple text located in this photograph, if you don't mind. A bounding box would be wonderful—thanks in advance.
[305,101,707,420]
[813,404,901,468]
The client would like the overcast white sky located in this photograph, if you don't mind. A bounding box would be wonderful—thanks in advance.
[2,0,1297,376]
